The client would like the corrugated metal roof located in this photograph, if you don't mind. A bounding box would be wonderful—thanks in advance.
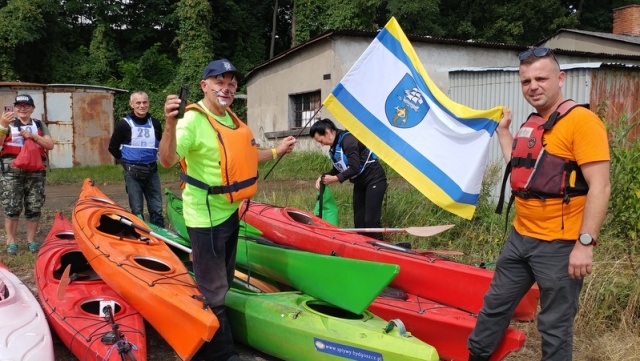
[47,84,127,93]
[0,81,47,87]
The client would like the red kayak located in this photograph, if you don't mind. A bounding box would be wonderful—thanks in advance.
[34,212,147,361]
[369,290,525,361]
[239,200,539,321]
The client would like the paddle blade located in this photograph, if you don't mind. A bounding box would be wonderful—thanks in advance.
[341,224,455,237]
[57,264,71,301]
[405,224,454,237]
[233,270,280,293]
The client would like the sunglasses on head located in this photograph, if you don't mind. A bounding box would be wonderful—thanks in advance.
[518,47,554,61]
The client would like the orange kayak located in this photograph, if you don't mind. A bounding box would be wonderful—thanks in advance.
[73,179,218,360]
[35,212,147,361]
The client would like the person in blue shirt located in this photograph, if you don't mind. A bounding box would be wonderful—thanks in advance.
[310,118,387,240]
[108,91,165,227]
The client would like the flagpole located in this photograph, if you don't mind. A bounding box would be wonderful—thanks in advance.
[263,105,325,180]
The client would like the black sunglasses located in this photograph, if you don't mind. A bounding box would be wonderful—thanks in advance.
[518,47,554,61]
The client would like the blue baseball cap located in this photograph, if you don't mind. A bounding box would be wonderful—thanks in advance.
[202,59,243,80]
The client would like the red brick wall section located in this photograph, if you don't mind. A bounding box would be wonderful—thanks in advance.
[613,5,640,36]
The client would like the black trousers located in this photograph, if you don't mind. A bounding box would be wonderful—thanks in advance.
[353,179,387,240]
[189,212,240,361]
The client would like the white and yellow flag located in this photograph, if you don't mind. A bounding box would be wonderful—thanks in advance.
[323,17,503,219]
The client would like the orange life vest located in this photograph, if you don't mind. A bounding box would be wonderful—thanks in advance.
[0,118,47,159]
[179,103,259,203]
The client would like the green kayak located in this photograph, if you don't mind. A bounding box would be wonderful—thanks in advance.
[226,283,439,361]
[164,189,400,314]
[144,218,438,360]
[234,236,399,314]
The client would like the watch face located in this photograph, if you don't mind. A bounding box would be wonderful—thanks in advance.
[579,233,593,245]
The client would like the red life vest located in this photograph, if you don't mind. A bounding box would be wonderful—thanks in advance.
[496,100,589,215]
[179,103,259,203]
[0,118,47,159]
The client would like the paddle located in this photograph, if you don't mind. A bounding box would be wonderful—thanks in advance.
[233,270,280,293]
[366,240,464,257]
[340,224,455,237]
[57,264,72,301]
[57,264,94,300]
[414,249,464,256]
[106,213,193,254]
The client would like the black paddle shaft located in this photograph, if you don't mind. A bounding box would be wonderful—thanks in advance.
[318,177,326,218]
[263,105,325,180]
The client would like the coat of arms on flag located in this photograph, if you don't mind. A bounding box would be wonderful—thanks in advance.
[385,74,430,128]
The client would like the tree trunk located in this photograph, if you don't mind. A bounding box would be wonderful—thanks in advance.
[270,0,278,58]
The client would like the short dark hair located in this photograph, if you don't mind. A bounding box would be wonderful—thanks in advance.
[309,118,338,137]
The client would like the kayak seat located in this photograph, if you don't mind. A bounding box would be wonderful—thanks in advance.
[97,214,143,241]
[286,210,319,226]
[0,282,7,301]
[54,250,102,281]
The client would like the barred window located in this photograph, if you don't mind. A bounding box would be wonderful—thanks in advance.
[290,90,321,128]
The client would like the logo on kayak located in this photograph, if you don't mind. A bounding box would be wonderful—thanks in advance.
[313,337,383,361]
[384,73,429,129]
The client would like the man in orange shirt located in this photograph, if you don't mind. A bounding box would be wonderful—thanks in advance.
[467,48,610,360]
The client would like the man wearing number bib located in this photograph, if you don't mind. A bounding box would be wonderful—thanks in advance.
[108,91,165,227]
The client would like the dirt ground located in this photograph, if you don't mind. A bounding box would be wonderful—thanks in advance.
[1,180,278,361]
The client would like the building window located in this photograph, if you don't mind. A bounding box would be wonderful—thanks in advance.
[290,90,321,128]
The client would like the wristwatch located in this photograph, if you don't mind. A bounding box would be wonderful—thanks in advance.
[578,233,597,246]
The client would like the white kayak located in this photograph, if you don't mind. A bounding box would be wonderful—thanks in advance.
[0,262,54,361]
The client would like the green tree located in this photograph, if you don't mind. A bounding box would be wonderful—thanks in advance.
[116,44,176,119]
[171,0,215,99]
[87,22,120,84]
[292,0,382,45]
[440,0,578,44]
[0,0,59,81]
[385,0,444,37]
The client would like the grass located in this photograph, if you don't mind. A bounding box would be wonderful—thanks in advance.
[3,151,639,360]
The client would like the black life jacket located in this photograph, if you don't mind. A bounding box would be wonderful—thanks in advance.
[495,100,590,218]
[330,130,377,178]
